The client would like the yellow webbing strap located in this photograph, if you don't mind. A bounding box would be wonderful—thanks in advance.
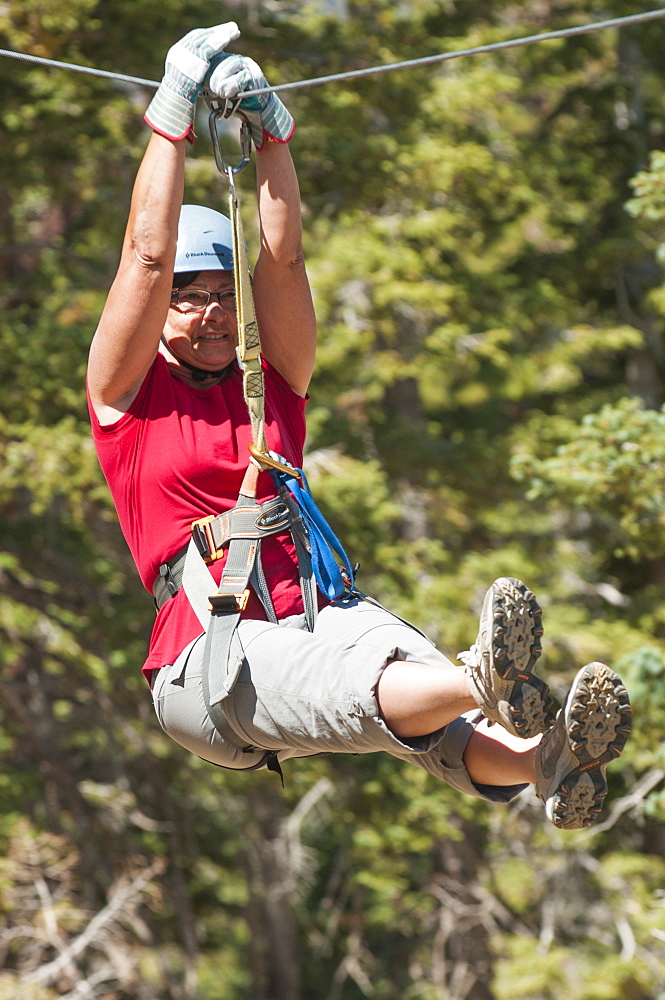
[228,167,266,454]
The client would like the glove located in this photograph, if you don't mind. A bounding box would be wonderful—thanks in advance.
[145,22,241,142]
[206,54,295,150]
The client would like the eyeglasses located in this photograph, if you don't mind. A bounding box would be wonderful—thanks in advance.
[170,287,237,313]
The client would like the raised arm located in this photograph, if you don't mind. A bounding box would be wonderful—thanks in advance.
[206,53,317,396]
[87,133,184,419]
[252,141,317,397]
[88,24,241,421]
[89,27,315,420]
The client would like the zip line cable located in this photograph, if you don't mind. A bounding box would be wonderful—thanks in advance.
[0,8,664,97]
[0,48,156,88]
[241,8,665,97]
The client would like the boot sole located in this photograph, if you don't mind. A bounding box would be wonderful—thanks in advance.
[547,662,632,830]
[491,578,553,737]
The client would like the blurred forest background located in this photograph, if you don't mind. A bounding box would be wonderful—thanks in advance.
[1,1,665,997]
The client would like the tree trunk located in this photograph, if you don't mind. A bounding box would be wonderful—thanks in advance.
[429,818,495,1000]
[244,785,301,1000]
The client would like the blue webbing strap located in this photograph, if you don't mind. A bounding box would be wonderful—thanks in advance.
[271,467,355,602]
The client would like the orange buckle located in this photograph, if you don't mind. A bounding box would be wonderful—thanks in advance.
[192,515,219,563]
[208,589,251,614]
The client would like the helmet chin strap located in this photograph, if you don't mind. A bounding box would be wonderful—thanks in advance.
[160,335,231,383]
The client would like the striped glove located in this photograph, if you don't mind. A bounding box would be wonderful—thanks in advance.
[145,23,241,142]
[206,54,295,149]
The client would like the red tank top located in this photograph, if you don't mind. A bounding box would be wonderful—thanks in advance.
[88,355,309,676]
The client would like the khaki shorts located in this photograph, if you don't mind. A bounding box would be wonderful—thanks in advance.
[151,598,526,802]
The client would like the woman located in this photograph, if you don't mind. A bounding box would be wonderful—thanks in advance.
[87,24,631,829]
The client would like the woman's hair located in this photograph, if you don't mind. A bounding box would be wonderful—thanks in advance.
[172,270,200,290]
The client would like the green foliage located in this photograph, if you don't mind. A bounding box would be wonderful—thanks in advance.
[512,398,665,560]
[627,150,665,230]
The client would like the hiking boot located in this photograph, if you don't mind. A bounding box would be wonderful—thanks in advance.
[535,662,632,830]
[458,577,552,738]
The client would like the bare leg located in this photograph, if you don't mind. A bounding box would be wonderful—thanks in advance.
[376,659,477,737]
[463,719,538,785]
[376,659,539,788]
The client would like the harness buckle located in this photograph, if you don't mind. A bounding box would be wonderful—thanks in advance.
[208,590,251,614]
[192,515,219,563]
[158,561,180,598]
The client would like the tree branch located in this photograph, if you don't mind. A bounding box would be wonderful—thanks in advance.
[26,859,164,987]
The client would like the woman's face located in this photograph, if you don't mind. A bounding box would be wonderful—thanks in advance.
[162,270,238,372]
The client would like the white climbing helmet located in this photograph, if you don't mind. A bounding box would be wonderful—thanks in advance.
[174,204,234,273]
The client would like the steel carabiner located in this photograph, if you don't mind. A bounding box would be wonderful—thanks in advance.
[202,90,252,176]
